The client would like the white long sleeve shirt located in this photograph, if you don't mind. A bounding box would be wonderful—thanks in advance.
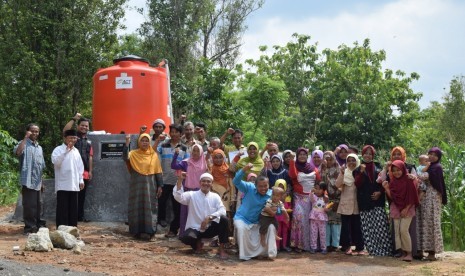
[51,144,84,192]
[173,186,226,231]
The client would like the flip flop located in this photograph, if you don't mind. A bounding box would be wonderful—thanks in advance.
[216,253,229,260]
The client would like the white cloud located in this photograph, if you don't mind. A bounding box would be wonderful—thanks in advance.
[240,0,465,107]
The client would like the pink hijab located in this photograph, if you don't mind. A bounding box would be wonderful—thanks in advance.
[185,144,207,189]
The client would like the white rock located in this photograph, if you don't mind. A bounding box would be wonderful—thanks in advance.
[76,240,85,247]
[57,225,80,238]
[24,227,53,252]
[50,230,78,249]
[72,245,82,255]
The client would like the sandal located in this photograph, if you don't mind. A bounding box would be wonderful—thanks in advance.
[345,248,353,255]
[164,232,177,238]
[355,251,368,256]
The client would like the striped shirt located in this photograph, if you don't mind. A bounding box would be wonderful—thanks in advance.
[158,139,189,185]
[14,139,46,190]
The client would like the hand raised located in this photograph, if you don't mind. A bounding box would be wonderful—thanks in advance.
[73,113,82,120]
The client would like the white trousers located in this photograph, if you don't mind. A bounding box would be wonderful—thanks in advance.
[234,219,277,260]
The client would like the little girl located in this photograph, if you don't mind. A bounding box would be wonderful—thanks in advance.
[309,182,329,254]
[259,186,289,247]
[382,160,419,262]
[275,179,293,251]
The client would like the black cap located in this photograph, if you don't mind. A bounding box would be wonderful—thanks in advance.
[64,129,78,137]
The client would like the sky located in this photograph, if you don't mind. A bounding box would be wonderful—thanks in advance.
[122,0,465,108]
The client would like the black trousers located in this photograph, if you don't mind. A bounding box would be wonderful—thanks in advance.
[22,186,43,233]
[56,190,79,227]
[158,185,181,233]
[340,214,364,251]
[78,179,90,221]
[180,215,230,250]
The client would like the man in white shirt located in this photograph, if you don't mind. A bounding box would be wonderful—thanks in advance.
[51,129,84,227]
[173,172,229,259]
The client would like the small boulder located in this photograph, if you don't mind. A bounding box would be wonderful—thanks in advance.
[72,245,82,255]
[57,225,80,238]
[25,227,53,252]
[50,230,78,249]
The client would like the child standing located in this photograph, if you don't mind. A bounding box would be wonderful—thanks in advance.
[259,186,289,247]
[382,160,419,262]
[275,179,292,251]
[309,182,329,254]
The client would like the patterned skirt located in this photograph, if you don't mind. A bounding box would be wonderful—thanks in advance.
[360,206,392,256]
[128,172,157,235]
[417,183,444,253]
[290,193,312,251]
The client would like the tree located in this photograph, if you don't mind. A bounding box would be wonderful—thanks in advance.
[315,39,421,149]
[237,72,288,140]
[198,0,263,68]
[243,35,422,149]
[139,0,262,118]
[441,76,465,144]
[244,34,320,149]
[0,0,126,174]
[397,101,445,156]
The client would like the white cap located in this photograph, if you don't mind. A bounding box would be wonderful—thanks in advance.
[199,173,213,181]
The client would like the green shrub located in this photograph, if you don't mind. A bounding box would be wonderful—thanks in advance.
[440,142,465,251]
[0,129,19,205]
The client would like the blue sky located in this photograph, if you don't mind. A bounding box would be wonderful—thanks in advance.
[123,0,465,108]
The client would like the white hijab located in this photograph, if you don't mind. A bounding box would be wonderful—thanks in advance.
[343,153,360,187]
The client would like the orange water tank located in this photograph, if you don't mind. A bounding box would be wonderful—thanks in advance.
[92,55,173,134]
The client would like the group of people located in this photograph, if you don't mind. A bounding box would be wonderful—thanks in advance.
[15,113,92,235]
[122,118,447,261]
[15,114,447,262]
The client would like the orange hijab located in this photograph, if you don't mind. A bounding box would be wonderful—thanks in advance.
[128,134,162,175]
[390,146,406,162]
[211,149,230,189]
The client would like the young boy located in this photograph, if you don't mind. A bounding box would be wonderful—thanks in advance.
[259,186,289,246]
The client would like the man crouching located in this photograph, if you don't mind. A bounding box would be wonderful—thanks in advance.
[173,172,229,259]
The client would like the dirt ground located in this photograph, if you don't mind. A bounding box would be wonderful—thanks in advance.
[1,204,465,276]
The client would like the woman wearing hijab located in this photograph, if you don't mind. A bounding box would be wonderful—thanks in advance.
[282,150,293,170]
[309,149,324,171]
[321,151,341,252]
[334,144,350,167]
[336,153,364,255]
[264,155,291,189]
[417,147,447,261]
[210,149,235,218]
[234,142,265,178]
[377,146,420,258]
[123,134,163,240]
[353,145,392,256]
[382,160,420,262]
[288,148,320,252]
[172,144,208,237]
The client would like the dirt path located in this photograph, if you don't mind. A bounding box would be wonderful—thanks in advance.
[1,204,465,276]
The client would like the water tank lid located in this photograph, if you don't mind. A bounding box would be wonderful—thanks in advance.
[113,55,149,64]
